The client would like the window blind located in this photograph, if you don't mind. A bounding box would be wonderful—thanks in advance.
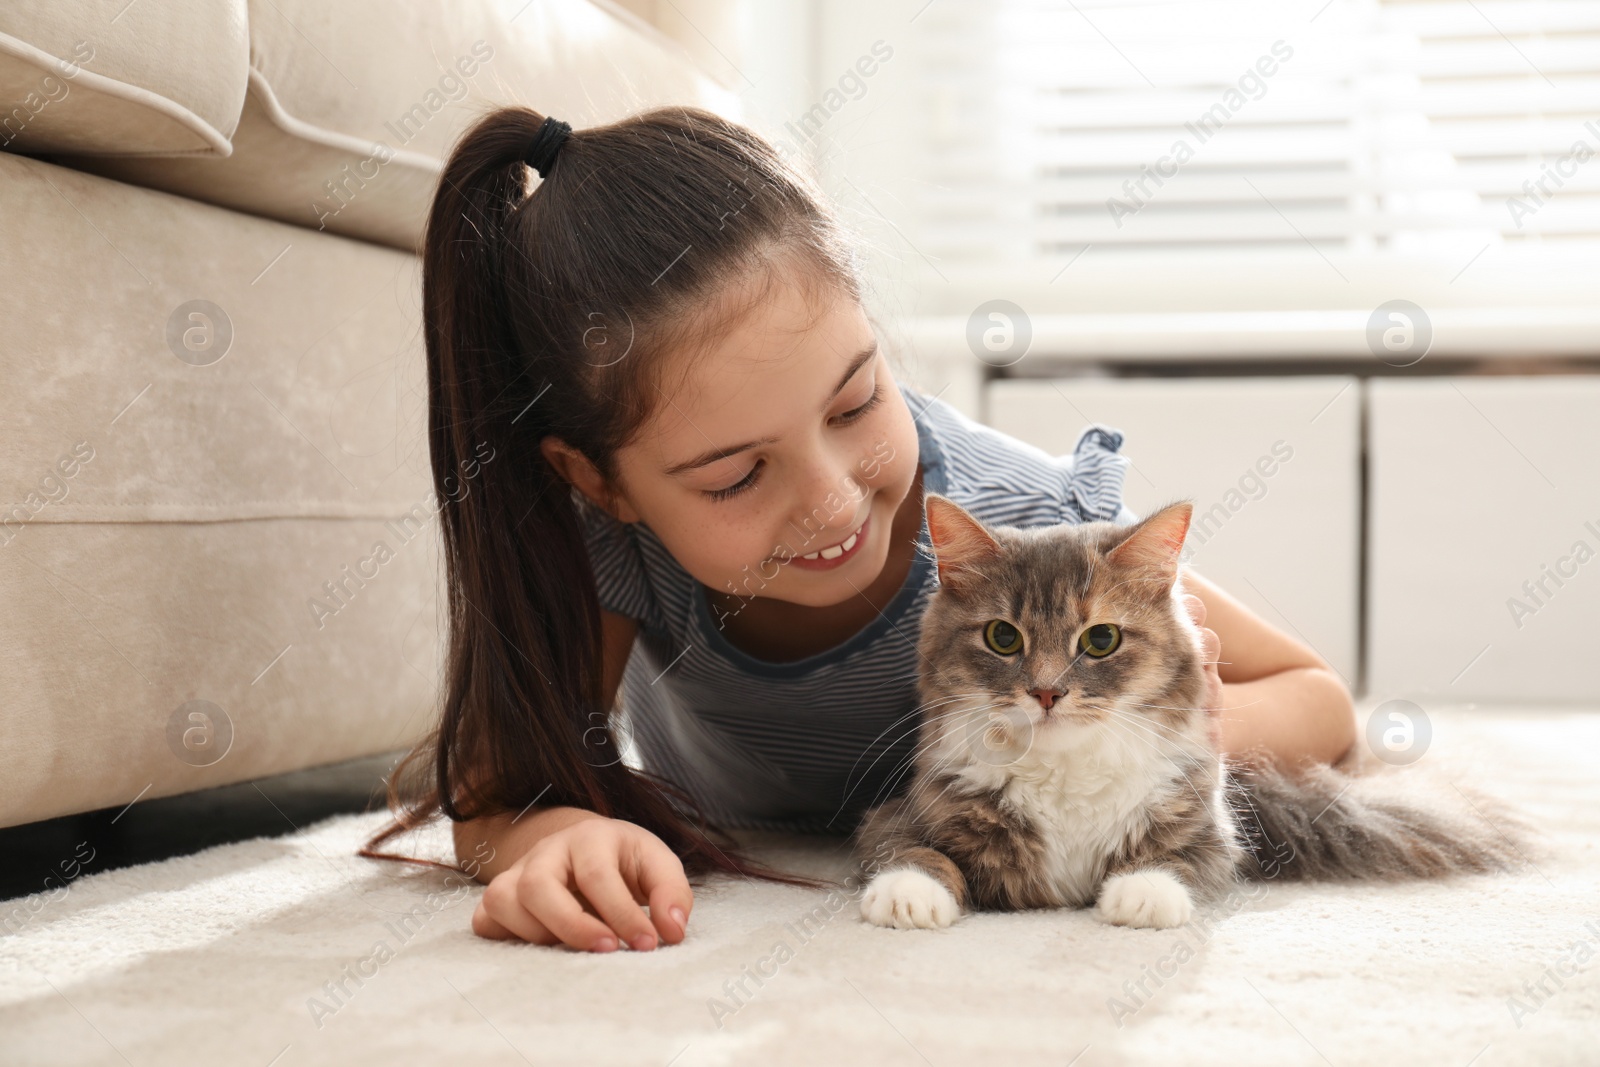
[900,0,1600,266]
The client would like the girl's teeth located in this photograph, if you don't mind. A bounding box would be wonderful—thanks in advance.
[800,527,861,562]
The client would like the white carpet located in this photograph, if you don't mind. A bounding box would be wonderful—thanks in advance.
[3,704,1597,1067]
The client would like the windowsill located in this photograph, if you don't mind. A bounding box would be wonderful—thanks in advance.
[902,307,1600,362]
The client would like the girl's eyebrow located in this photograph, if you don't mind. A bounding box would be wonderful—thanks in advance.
[660,342,879,477]
[825,342,879,404]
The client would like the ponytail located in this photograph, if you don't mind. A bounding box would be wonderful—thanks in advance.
[362,105,856,892]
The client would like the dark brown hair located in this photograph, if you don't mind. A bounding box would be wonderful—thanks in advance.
[359,104,865,892]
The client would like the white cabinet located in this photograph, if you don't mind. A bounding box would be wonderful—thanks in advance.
[986,376,1362,686]
[1367,377,1600,703]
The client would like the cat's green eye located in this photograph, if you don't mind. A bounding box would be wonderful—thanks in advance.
[1079,623,1121,658]
[984,619,1023,655]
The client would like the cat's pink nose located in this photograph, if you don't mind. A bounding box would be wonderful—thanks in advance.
[1029,687,1063,710]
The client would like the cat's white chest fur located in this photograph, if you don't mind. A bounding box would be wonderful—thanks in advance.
[960,722,1190,907]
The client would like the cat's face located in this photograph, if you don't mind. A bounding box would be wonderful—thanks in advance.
[915,495,1206,762]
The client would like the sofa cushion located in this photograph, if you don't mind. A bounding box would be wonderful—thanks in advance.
[0,151,441,828]
[0,0,248,156]
[61,0,740,252]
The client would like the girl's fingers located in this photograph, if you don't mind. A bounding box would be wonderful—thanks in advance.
[632,844,693,945]
[1183,593,1207,628]
[519,856,631,952]
[1198,625,1225,715]
[470,902,518,940]
[571,855,661,952]
[475,878,555,944]
[465,826,692,953]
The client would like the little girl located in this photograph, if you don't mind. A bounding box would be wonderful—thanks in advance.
[363,105,1357,955]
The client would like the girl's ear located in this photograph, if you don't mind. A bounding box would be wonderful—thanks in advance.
[924,493,1002,590]
[539,436,640,523]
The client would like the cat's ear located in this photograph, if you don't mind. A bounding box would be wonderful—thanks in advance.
[1106,501,1193,585]
[924,493,1002,590]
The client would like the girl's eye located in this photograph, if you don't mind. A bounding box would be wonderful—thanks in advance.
[984,619,1023,655]
[1079,623,1121,658]
[703,378,879,503]
[832,381,883,426]
[704,460,763,502]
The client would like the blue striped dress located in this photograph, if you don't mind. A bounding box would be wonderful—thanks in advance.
[574,380,1134,836]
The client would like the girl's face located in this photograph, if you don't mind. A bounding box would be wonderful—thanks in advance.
[554,265,921,610]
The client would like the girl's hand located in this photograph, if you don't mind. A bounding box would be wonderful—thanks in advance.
[470,815,693,952]
[1181,592,1226,747]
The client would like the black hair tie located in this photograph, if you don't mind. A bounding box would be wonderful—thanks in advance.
[524,116,571,177]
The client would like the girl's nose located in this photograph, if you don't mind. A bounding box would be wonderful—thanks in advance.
[794,454,869,532]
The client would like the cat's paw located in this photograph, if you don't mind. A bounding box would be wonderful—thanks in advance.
[859,866,962,930]
[1094,869,1193,930]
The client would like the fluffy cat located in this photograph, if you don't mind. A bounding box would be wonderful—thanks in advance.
[852,494,1534,931]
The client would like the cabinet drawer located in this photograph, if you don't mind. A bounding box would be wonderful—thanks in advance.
[1368,377,1600,702]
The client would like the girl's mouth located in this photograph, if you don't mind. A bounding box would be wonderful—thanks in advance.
[786,513,870,571]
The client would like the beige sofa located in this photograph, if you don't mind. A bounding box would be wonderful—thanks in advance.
[0,0,737,829]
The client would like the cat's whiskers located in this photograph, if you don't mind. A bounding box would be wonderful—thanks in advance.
[881,699,1013,768]
[1120,697,1265,716]
[1090,698,1207,751]
[859,743,977,848]
[1090,701,1193,738]
[908,701,1023,773]
[875,756,968,839]
[871,737,1031,854]
[861,696,1064,846]
[1095,707,1215,810]
[832,692,994,817]
[1092,705,1261,858]
[846,701,1012,823]
[850,693,994,757]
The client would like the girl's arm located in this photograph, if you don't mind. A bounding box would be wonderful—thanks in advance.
[1179,566,1357,769]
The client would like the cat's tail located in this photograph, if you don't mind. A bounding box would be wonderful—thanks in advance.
[1224,753,1539,882]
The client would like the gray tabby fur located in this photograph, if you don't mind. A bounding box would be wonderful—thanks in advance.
[850,495,1538,930]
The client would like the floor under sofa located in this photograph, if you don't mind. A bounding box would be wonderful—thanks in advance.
[2,701,1595,1067]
